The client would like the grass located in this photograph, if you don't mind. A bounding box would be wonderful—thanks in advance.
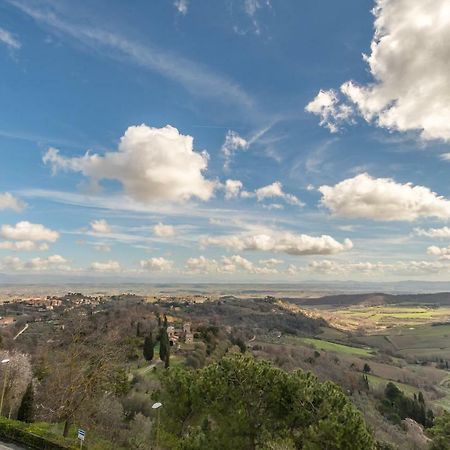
[299,338,374,357]
[366,374,419,396]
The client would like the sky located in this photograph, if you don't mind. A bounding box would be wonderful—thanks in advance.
[1,0,450,282]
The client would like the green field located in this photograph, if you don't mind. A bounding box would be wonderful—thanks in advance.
[299,338,374,357]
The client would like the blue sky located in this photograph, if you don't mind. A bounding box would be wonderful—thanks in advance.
[1,0,450,282]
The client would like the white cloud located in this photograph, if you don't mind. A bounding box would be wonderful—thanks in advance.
[184,254,279,275]
[305,90,353,133]
[153,223,175,238]
[185,256,218,274]
[415,227,450,238]
[428,245,450,260]
[254,181,303,206]
[201,230,352,256]
[140,257,173,272]
[44,124,216,204]
[259,258,283,267]
[1,221,59,242]
[0,193,26,212]
[0,254,71,272]
[93,242,112,252]
[288,259,450,276]
[0,241,49,251]
[224,179,243,200]
[90,260,121,272]
[319,173,450,221]
[222,130,249,170]
[0,27,21,50]
[307,0,450,141]
[439,153,450,162]
[174,0,188,15]
[90,219,111,234]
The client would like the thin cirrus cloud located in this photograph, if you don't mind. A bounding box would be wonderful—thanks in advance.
[319,173,450,221]
[0,26,21,50]
[43,124,217,204]
[306,0,450,142]
[9,0,254,111]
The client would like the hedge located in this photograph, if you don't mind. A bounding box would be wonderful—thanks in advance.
[0,417,78,450]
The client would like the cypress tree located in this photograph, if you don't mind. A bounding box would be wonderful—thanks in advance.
[143,333,154,362]
[160,329,169,362]
[17,382,34,423]
[164,345,170,369]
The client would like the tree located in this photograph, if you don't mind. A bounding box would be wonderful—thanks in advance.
[159,330,169,362]
[363,363,371,373]
[143,334,154,362]
[164,347,170,369]
[158,354,374,449]
[17,382,34,422]
[430,411,450,450]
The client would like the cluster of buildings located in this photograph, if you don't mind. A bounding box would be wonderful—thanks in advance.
[167,322,194,345]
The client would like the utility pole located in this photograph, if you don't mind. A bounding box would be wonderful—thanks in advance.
[152,402,163,449]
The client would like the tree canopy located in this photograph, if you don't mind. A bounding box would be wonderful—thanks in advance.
[157,354,374,449]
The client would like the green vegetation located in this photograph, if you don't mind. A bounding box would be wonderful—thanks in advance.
[300,337,374,356]
[158,354,374,449]
[378,383,433,428]
[143,333,154,362]
[0,416,77,449]
[429,411,450,449]
[17,381,34,423]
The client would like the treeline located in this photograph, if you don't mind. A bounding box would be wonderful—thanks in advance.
[379,382,434,428]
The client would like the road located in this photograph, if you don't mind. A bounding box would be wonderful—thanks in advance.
[0,442,26,450]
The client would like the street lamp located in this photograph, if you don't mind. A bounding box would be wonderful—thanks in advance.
[152,402,163,449]
[0,358,10,417]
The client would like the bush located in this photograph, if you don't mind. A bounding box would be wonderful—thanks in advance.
[0,417,77,449]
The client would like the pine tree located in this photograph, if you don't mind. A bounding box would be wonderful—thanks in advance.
[143,333,154,362]
[17,382,34,423]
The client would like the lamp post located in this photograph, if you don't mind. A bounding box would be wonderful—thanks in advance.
[152,402,163,449]
[0,358,10,417]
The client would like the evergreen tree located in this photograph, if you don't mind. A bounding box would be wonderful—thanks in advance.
[136,321,142,337]
[17,382,34,423]
[160,329,169,362]
[363,363,371,373]
[164,345,170,369]
[143,333,154,362]
[163,315,168,329]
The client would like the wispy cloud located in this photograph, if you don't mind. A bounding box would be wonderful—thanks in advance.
[9,0,254,111]
[0,26,21,50]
